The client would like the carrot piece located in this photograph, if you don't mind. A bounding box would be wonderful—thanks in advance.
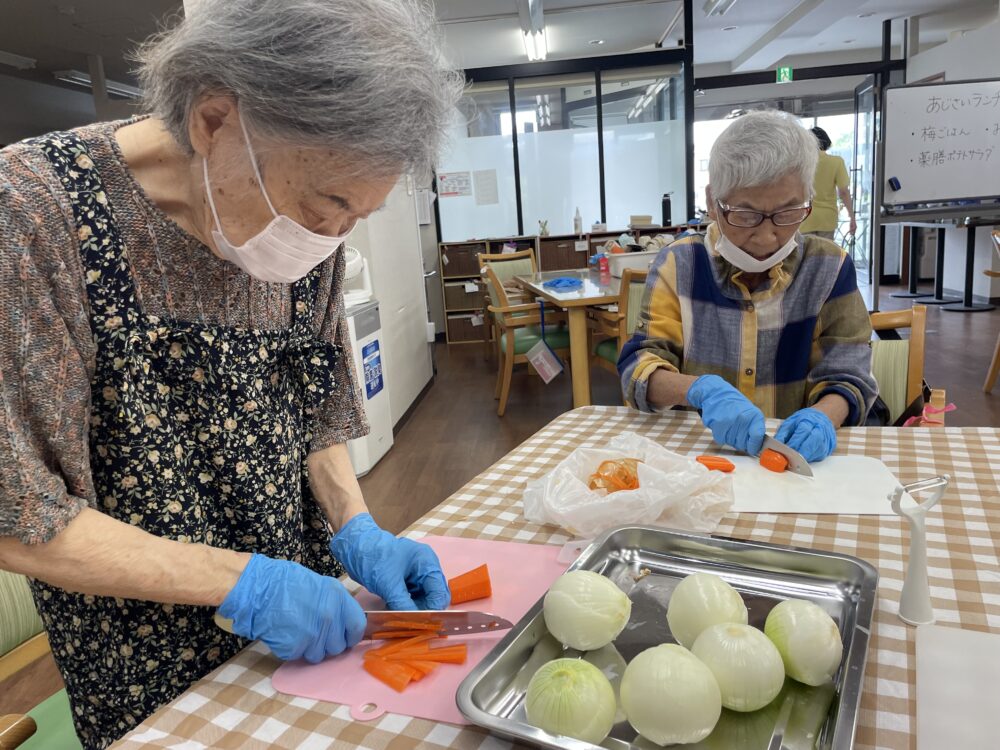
[696,455,736,473]
[760,448,789,473]
[383,645,432,659]
[363,657,413,692]
[407,660,440,677]
[371,630,438,640]
[366,633,438,657]
[448,564,493,605]
[386,644,468,664]
[420,647,468,665]
[382,620,442,632]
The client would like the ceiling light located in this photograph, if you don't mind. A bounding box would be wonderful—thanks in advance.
[0,50,36,70]
[722,25,738,31]
[703,0,739,17]
[589,39,605,45]
[518,0,547,61]
[522,29,548,61]
[53,69,141,99]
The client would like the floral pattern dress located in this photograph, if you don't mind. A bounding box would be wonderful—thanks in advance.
[26,131,346,749]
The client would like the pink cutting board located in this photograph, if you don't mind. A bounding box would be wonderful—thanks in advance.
[271,536,566,724]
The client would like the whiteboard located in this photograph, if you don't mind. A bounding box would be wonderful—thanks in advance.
[882,79,1000,207]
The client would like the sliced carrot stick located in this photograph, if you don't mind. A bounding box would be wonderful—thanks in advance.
[382,646,432,660]
[760,448,789,473]
[365,633,438,657]
[382,620,442,632]
[385,645,468,664]
[448,564,492,605]
[696,455,736,473]
[363,657,413,692]
[406,660,440,677]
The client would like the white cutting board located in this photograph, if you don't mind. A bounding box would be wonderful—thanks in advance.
[916,624,1000,750]
[727,455,901,514]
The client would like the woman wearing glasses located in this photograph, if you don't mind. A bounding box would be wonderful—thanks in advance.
[618,110,877,463]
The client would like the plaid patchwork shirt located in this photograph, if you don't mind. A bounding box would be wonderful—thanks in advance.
[618,225,877,425]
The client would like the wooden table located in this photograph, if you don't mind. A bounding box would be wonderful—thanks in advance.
[514,269,621,408]
[111,408,1000,750]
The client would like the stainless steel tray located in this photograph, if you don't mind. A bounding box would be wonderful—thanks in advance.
[456,525,878,749]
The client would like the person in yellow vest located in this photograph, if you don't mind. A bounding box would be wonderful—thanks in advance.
[799,126,856,241]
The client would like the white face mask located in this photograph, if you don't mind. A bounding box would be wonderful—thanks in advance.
[712,225,798,273]
[203,111,351,284]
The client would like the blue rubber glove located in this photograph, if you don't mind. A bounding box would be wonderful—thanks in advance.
[774,407,836,463]
[687,374,766,456]
[330,513,450,610]
[219,554,366,663]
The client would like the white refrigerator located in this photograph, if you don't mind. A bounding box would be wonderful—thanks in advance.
[345,300,393,476]
[345,176,434,428]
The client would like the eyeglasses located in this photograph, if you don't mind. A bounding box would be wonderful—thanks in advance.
[717,200,812,228]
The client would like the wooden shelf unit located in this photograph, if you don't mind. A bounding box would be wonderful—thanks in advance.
[439,236,538,344]
[438,226,706,344]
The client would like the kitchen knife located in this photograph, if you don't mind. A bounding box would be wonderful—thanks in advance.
[212,610,514,640]
[362,610,513,640]
[761,435,814,478]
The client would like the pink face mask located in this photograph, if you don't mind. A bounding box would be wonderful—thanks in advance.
[203,111,352,283]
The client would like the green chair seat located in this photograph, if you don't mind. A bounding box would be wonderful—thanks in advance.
[594,338,619,364]
[21,689,81,750]
[500,326,570,356]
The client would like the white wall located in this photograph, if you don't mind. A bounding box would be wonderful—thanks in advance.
[940,227,999,301]
[907,20,1000,82]
[906,18,1000,301]
[0,73,95,145]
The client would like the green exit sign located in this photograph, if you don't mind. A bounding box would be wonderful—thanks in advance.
[776,66,794,83]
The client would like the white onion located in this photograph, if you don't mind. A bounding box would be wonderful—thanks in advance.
[666,572,748,649]
[620,644,722,745]
[691,623,785,712]
[764,599,843,686]
[525,658,617,744]
[543,570,631,651]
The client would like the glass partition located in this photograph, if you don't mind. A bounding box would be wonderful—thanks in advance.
[436,82,519,241]
[601,64,687,228]
[514,73,602,236]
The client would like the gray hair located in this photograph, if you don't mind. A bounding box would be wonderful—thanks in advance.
[135,0,465,176]
[708,110,818,202]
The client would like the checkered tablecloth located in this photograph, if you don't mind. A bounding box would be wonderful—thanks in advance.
[112,406,1000,750]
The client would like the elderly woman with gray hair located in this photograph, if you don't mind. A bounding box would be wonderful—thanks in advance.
[0,1,463,746]
[619,111,877,464]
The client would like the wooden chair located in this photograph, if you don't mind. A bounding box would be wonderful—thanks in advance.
[477,249,537,362]
[0,569,80,750]
[483,265,571,416]
[588,269,649,376]
[983,229,1000,393]
[870,304,947,425]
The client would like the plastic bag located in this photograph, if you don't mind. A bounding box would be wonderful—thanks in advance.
[522,432,734,538]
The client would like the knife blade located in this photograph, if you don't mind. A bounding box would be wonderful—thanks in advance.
[213,610,515,640]
[761,435,813,478]
[362,610,513,640]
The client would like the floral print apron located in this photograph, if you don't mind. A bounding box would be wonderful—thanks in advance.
[27,131,345,749]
